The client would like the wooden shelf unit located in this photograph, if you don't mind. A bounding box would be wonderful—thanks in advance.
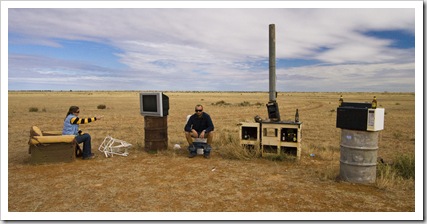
[239,121,302,160]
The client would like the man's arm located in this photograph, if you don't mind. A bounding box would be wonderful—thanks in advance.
[204,114,214,133]
[184,116,193,132]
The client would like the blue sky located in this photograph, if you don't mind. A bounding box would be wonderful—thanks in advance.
[4,2,420,92]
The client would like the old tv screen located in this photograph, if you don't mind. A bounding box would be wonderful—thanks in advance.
[142,95,157,112]
[139,92,169,117]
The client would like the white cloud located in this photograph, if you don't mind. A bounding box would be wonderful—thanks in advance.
[278,62,415,92]
[7,7,416,91]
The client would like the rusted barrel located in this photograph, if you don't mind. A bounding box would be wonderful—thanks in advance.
[340,129,379,184]
[144,116,168,152]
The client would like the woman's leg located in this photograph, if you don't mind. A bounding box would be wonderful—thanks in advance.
[75,133,92,158]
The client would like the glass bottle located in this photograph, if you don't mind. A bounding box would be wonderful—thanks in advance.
[243,130,249,140]
[295,109,299,122]
[372,96,377,109]
[339,95,343,107]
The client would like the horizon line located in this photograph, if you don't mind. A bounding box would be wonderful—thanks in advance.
[7,90,415,94]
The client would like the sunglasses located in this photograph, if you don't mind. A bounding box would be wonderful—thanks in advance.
[195,109,203,112]
[75,111,80,113]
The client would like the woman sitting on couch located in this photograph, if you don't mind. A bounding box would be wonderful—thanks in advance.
[62,106,103,160]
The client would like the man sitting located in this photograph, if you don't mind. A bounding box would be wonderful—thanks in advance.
[184,104,214,159]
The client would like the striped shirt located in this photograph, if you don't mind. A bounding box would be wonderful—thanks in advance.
[63,114,97,135]
[70,117,97,124]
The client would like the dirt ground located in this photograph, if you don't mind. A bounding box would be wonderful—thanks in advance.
[5,91,418,220]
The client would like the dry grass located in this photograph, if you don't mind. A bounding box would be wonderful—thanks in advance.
[7,91,416,216]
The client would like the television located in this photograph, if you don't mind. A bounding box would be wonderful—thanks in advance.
[139,92,169,117]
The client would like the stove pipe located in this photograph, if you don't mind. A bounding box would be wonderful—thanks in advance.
[269,24,276,102]
[266,24,280,121]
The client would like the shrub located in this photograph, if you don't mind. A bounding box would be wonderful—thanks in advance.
[215,131,260,160]
[212,100,230,106]
[29,107,38,112]
[376,152,415,189]
[97,104,107,109]
[238,101,251,107]
[376,162,398,189]
[392,153,415,179]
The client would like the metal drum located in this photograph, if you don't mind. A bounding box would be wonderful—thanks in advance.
[340,129,379,184]
[144,116,168,152]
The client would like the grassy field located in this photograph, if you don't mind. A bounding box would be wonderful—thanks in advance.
[6,91,416,219]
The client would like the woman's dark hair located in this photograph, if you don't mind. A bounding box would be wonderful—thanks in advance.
[65,106,79,120]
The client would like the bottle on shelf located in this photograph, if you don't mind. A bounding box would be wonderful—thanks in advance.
[295,109,299,122]
[372,96,377,109]
[339,95,343,107]
[243,130,249,140]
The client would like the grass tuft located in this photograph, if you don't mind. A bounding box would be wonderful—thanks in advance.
[392,153,415,179]
[376,162,399,189]
[211,100,229,106]
[376,152,415,189]
[215,131,261,160]
[238,101,251,107]
[29,107,39,112]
